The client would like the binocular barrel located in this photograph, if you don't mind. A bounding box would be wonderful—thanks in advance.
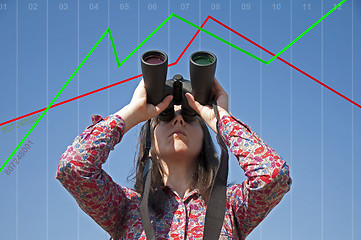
[141,50,216,119]
[190,51,217,106]
[141,50,168,105]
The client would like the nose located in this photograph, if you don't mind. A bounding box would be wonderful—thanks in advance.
[171,110,185,126]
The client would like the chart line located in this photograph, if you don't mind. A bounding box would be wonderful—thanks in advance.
[266,0,347,64]
[0,0,351,173]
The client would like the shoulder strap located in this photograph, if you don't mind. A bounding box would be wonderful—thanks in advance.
[140,120,156,239]
[202,99,229,240]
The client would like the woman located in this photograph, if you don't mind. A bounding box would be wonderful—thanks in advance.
[56,78,292,239]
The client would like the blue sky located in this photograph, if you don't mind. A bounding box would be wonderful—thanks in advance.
[0,0,360,239]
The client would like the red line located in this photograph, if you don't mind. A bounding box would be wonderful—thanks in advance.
[1,15,359,127]
[209,15,360,109]
[209,16,274,56]
[278,59,361,108]
[173,16,211,65]
[0,74,142,127]
[0,16,212,127]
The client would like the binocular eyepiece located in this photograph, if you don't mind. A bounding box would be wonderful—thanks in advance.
[141,50,216,122]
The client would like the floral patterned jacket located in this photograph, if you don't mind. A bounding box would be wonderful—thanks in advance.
[56,113,292,239]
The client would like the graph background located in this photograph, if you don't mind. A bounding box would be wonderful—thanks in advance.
[0,0,360,239]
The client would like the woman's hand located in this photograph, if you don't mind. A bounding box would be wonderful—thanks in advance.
[185,78,230,133]
[116,79,173,133]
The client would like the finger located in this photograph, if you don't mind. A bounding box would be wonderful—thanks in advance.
[210,79,220,97]
[185,93,202,114]
[136,79,144,90]
[213,78,225,92]
[133,79,144,95]
[154,95,173,114]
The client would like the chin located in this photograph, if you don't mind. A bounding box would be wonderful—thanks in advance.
[172,146,189,153]
[168,145,191,155]
[173,141,189,149]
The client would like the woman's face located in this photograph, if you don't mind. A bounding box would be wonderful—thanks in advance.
[153,105,204,161]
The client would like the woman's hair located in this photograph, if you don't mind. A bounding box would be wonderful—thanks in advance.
[128,116,219,218]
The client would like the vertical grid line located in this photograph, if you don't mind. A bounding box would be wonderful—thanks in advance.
[77,0,80,239]
[107,0,110,177]
[321,1,324,239]
[259,0,263,237]
[46,0,49,239]
[15,0,19,239]
[199,0,201,49]
[108,0,110,117]
[259,8,262,136]
[351,0,354,239]
[107,1,111,231]
[137,0,140,134]
[138,0,140,76]
[290,1,293,240]
[168,0,170,62]
[138,2,140,79]
[229,0,231,113]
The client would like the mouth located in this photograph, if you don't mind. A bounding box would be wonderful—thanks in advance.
[170,130,186,136]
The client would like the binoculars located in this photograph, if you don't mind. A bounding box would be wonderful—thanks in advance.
[141,50,217,122]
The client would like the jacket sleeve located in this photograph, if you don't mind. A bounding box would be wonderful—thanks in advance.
[219,114,292,239]
[55,114,135,239]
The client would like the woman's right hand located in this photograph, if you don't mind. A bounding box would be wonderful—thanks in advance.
[116,79,173,133]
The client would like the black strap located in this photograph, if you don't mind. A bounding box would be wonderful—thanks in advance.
[140,101,229,240]
[140,120,156,240]
[202,99,229,240]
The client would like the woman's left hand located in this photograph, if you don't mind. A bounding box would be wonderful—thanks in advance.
[185,78,230,133]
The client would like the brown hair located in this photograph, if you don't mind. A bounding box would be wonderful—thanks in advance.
[128,116,219,218]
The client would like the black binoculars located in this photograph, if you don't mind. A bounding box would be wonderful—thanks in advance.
[141,50,217,122]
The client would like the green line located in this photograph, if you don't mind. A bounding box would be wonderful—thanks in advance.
[0,0,347,173]
[0,27,112,173]
[266,0,347,64]
[119,14,174,67]
[172,14,267,63]
[108,27,120,67]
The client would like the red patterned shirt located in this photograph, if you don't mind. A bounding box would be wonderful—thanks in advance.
[56,113,292,239]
